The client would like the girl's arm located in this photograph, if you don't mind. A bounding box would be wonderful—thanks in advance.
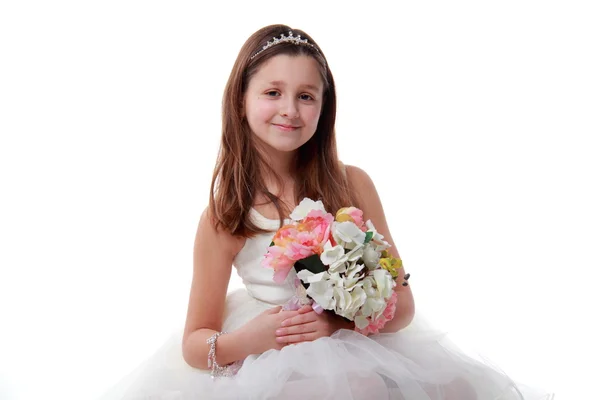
[346,165,416,333]
[182,208,299,369]
[273,165,414,344]
[181,208,248,369]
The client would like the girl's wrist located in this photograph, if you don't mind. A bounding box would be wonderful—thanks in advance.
[214,329,250,366]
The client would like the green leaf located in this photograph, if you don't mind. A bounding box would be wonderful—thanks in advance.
[269,241,274,247]
[294,254,327,275]
[293,254,327,289]
[364,231,374,244]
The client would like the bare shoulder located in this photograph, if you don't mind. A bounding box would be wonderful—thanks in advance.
[344,164,373,185]
[195,207,246,257]
[183,207,246,341]
[344,165,380,211]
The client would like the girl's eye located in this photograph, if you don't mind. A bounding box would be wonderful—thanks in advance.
[299,94,314,101]
[266,91,280,97]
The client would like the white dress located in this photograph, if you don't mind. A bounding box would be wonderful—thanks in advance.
[98,208,553,400]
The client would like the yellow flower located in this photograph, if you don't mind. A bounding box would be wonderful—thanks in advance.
[378,256,403,279]
[335,207,364,227]
[335,207,353,223]
[391,257,403,271]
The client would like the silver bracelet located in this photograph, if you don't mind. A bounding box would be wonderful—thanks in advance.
[206,331,232,379]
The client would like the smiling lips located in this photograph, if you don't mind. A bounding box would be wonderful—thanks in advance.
[273,123,300,132]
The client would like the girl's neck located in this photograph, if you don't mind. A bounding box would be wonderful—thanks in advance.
[254,141,300,210]
[258,165,298,211]
[256,143,297,181]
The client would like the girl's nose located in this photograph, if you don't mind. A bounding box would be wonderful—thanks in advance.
[280,98,299,119]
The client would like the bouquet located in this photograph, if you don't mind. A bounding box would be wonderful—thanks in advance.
[261,198,409,335]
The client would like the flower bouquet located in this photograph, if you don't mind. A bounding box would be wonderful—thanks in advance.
[261,198,409,335]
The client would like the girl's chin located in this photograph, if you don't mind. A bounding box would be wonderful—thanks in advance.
[253,133,312,153]
[268,144,302,153]
[260,138,304,153]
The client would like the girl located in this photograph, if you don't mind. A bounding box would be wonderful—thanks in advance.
[99,24,553,399]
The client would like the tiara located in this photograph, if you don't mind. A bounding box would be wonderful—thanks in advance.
[250,31,320,60]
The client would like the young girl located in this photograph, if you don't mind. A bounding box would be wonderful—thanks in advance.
[99,24,553,399]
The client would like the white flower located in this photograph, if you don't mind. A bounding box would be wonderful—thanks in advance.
[327,259,348,274]
[333,286,367,320]
[290,198,327,221]
[332,287,351,315]
[320,240,345,266]
[357,272,394,321]
[329,262,365,292]
[346,244,365,262]
[362,275,377,297]
[333,221,366,249]
[363,296,387,320]
[345,260,366,287]
[373,269,395,299]
[365,220,383,241]
[362,245,381,270]
[365,220,391,251]
[296,270,335,310]
[327,243,365,274]
[354,315,370,330]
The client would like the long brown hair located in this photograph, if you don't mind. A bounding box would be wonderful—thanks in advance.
[209,24,358,237]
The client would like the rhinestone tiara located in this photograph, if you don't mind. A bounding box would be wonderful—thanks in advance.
[250,31,320,60]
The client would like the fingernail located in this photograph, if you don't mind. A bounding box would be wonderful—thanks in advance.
[275,329,284,335]
[276,336,284,343]
[281,320,289,326]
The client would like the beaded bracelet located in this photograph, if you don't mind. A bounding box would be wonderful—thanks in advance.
[206,331,232,379]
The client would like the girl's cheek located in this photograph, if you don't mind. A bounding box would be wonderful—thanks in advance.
[255,101,278,119]
[307,108,322,125]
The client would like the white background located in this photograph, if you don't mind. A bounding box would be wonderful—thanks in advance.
[1,1,598,399]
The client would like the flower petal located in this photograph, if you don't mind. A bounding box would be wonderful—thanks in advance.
[290,198,327,221]
[320,240,345,266]
[354,315,370,330]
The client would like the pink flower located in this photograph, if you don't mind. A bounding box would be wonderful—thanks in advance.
[355,291,398,335]
[284,239,316,261]
[335,207,367,232]
[297,209,334,253]
[272,224,298,247]
[383,291,398,320]
[262,246,295,283]
[263,211,334,283]
[263,206,339,284]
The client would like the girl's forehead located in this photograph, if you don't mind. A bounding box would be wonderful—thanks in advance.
[251,55,323,90]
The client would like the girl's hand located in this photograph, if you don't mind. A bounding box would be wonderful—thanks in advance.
[238,306,299,354]
[274,305,354,345]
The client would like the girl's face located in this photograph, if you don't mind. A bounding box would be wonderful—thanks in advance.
[244,54,324,154]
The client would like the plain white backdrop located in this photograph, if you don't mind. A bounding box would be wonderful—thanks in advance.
[1,1,598,399]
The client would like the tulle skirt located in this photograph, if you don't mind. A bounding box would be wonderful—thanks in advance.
[98,289,553,400]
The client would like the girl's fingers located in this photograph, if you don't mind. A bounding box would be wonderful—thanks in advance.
[281,312,317,327]
[278,310,300,320]
[275,321,317,337]
[276,331,317,344]
[297,305,313,314]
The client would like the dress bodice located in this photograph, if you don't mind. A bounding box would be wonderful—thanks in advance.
[231,208,295,305]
